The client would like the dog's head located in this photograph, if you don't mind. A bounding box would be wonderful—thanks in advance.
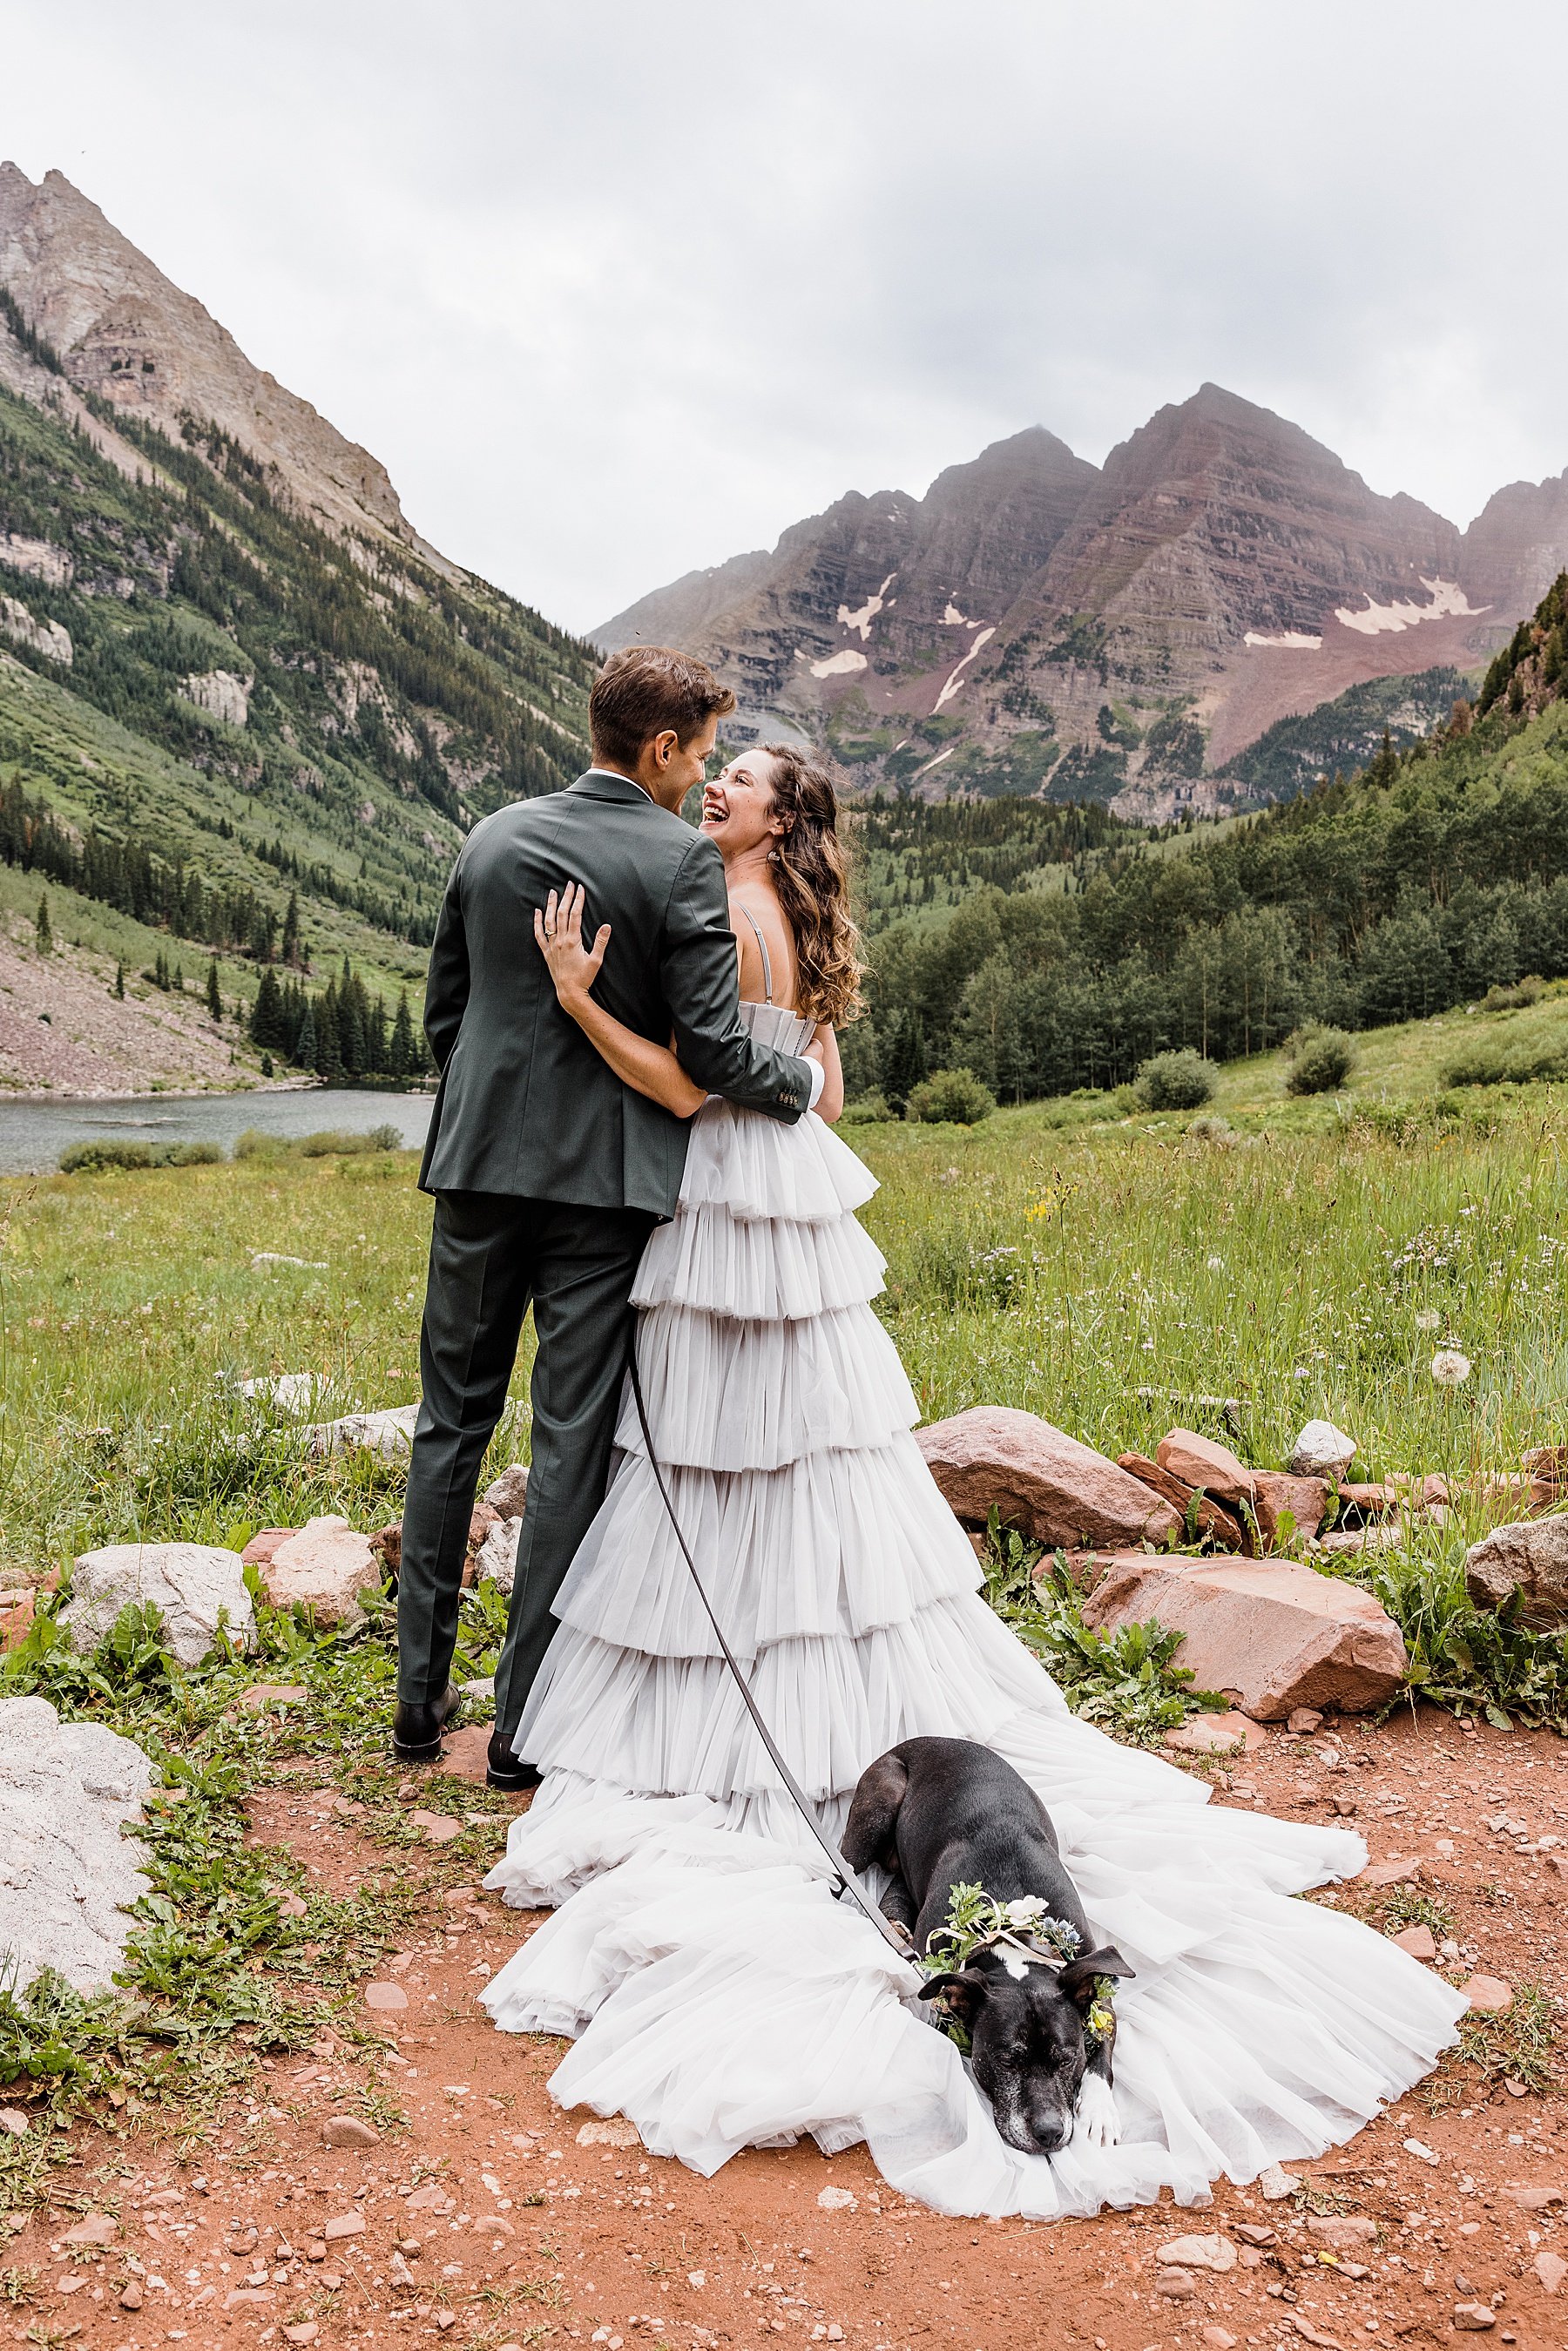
[919,1945,1132,2155]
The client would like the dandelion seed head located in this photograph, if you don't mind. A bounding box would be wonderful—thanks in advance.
[1415,1308,1442,1332]
[1430,1348,1472,1388]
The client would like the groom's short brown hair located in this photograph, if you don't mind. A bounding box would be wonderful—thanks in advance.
[590,645,737,769]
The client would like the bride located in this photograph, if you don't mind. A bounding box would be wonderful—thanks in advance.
[481,741,1464,2219]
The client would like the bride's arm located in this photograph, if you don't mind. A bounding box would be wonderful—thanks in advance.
[535,882,707,1118]
[810,1021,844,1123]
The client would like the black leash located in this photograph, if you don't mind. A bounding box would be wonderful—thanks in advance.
[625,1337,910,1959]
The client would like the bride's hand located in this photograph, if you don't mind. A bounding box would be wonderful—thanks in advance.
[534,882,611,1008]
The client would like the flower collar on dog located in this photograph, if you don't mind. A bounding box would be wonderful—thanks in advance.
[916,1881,1118,2048]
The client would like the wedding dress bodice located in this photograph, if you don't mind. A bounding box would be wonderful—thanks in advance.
[737,996,815,1058]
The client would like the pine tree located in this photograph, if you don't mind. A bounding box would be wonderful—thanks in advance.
[294,1000,317,1070]
[206,958,223,1020]
[35,894,51,954]
[173,963,185,992]
[112,961,125,1000]
[281,890,301,967]
[879,1009,929,1111]
[249,966,285,1048]
[389,990,416,1078]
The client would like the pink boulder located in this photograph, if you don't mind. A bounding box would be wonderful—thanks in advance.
[1155,1429,1255,1504]
[260,1516,379,1625]
[1152,1431,1326,1549]
[1079,1554,1407,1719]
[916,1408,1180,1550]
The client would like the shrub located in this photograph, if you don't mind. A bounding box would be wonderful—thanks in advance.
[1133,1050,1216,1111]
[1186,1113,1234,1146]
[1284,1023,1358,1095]
[58,1138,221,1173]
[1481,975,1547,1011]
[839,1091,892,1125]
[60,1140,154,1173]
[233,1128,284,1161]
[1441,1033,1568,1088]
[905,1067,997,1125]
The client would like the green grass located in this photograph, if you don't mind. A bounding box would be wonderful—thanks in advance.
[3,1068,1565,1714]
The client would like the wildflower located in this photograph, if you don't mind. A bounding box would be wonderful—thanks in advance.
[1430,1348,1471,1388]
[1005,1897,1047,1927]
[1206,1255,1224,1271]
[1415,1308,1441,1332]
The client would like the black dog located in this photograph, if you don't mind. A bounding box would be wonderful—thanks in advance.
[842,1736,1132,2155]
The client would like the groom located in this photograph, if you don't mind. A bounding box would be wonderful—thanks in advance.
[395,645,821,1787]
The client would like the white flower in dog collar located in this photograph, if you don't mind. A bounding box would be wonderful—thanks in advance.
[916,1883,1120,2053]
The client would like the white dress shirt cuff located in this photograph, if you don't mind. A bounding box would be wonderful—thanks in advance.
[805,1059,825,1111]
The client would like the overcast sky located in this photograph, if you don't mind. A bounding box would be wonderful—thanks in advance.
[3,0,1566,633]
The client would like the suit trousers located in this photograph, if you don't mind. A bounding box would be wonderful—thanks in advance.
[398,1190,655,1740]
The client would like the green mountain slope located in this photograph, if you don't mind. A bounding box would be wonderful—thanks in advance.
[855,574,1568,1103]
[1214,666,1471,807]
[0,348,596,1078]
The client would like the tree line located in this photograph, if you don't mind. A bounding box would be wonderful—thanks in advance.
[248,958,433,1085]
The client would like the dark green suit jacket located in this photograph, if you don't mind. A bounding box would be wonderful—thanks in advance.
[417,771,814,1214]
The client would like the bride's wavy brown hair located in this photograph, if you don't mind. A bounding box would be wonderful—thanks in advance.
[759,742,864,1028]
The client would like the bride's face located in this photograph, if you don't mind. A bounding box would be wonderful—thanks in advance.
[701,751,787,860]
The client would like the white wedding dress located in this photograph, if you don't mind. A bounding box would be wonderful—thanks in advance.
[482,1001,1466,2219]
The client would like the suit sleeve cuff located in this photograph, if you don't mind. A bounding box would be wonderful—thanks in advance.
[805,1059,825,1111]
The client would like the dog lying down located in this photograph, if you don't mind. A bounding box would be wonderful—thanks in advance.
[842,1736,1132,2155]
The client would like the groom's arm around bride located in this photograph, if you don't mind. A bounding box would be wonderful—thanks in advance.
[394,646,819,1785]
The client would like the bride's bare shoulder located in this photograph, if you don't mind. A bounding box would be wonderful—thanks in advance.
[727,880,796,1004]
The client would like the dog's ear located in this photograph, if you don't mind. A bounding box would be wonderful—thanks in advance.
[1058,1946,1134,2005]
[917,1968,989,2023]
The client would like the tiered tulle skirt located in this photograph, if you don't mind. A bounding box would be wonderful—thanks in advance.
[483,1095,1466,2218]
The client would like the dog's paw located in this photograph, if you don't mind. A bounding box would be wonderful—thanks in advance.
[1073,2072,1119,2150]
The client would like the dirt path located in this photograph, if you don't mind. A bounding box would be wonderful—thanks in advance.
[10,1712,1566,2351]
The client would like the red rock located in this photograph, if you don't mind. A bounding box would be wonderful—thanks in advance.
[1163,1710,1266,1756]
[261,1516,378,1625]
[62,2213,118,2245]
[916,1408,1181,1550]
[1451,2303,1495,2331]
[1524,1445,1567,1486]
[483,1462,531,1517]
[363,1981,409,2011]
[1463,1518,1568,1629]
[0,1592,33,1652]
[1534,2250,1567,2294]
[324,2212,367,2240]
[369,1523,402,1576]
[322,2114,380,2146]
[1155,1428,1255,1505]
[1340,1483,1399,1517]
[1391,1924,1436,1959]
[1251,1470,1329,1549]
[1079,1555,1406,1719]
[1505,2183,1566,2211]
[1118,1452,1247,1550]
[240,1529,295,1567]
[409,1808,463,1845]
[1360,1861,1418,1888]
[1288,1707,1323,1733]
[1461,1974,1513,2013]
[1307,2216,1377,2249]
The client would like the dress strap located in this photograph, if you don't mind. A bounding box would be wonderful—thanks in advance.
[738,905,774,1004]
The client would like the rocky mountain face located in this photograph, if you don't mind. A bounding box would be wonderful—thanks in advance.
[597,385,1568,818]
[0,166,596,1084]
[0,165,417,555]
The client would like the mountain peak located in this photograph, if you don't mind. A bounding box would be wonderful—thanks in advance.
[0,161,424,554]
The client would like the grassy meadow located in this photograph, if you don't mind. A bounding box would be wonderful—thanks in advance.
[3,1033,1565,1718]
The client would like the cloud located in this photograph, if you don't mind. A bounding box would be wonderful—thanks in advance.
[3,0,1565,630]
